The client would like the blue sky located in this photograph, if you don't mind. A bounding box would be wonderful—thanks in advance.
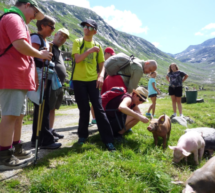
[52,0,215,54]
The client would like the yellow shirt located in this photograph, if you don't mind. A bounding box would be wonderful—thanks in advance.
[72,38,105,81]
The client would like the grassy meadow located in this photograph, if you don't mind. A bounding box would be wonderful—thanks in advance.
[1,90,215,193]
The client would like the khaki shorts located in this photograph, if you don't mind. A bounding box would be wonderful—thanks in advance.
[49,87,63,110]
[0,89,27,116]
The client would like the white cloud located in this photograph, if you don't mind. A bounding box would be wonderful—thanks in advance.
[195,32,204,36]
[211,32,215,36]
[52,0,90,9]
[152,42,160,47]
[202,23,215,30]
[51,1,148,34]
[92,5,148,34]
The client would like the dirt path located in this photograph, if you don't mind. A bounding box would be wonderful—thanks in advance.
[0,103,150,181]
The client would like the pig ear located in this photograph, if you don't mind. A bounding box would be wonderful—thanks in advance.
[182,149,191,157]
[158,115,165,124]
[169,145,177,150]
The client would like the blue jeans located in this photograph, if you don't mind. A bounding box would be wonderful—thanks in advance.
[73,80,114,144]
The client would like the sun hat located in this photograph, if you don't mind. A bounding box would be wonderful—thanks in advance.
[80,19,98,30]
[133,86,148,101]
[18,0,44,20]
[104,47,115,55]
[57,28,70,39]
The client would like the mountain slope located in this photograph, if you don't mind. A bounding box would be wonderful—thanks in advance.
[174,38,215,65]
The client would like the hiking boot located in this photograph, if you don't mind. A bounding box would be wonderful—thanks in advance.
[40,142,62,149]
[14,143,32,160]
[91,119,97,124]
[52,130,64,139]
[0,148,29,171]
[105,143,116,151]
[78,138,87,145]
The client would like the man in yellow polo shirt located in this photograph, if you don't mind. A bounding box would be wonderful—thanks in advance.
[72,19,115,151]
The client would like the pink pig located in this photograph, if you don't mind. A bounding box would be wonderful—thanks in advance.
[169,131,205,165]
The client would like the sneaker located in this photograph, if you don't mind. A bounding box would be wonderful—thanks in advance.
[78,138,87,145]
[54,136,59,142]
[127,128,133,133]
[146,113,151,117]
[52,130,64,139]
[0,148,29,171]
[40,142,62,149]
[170,114,176,119]
[105,143,116,151]
[91,119,97,124]
[88,122,92,126]
[31,137,58,148]
[14,143,32,160]
[114,135,124,143]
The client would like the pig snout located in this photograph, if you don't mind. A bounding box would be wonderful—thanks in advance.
[147,126,153,131]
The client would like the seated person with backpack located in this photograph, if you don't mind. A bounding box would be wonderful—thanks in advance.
[102,86,149,139]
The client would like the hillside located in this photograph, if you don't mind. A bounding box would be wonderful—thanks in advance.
[0,0,213,86]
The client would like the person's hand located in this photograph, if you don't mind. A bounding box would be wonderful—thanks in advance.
[39,50,53,60]
[88,46,100,54]
[96,75,104,89]
[158,90,161,95]
[139,115,149,123]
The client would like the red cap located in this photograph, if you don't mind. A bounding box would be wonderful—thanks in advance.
[104,47,115,55]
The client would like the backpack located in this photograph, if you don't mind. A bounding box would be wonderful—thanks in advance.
[101,87,127,111]
[0,12,24,57]
[69,38,100,90]
[104,53,135,76]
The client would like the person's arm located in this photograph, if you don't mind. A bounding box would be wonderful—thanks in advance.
[74,46,100,63]
[152,82,160,94]
[166,75,170,82]
[182,74,188,82]
[12,39,52,60]
[96,61,105,88]
[118,97,149,123]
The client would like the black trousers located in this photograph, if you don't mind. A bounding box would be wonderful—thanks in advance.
[31,80,55,146]
[73,80,114,144]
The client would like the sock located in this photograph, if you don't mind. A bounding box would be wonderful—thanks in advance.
[50,128,53,132]
[12,140,20,145]
[174,113,176,116]
[0,145,12,151]
[180,114,183,117]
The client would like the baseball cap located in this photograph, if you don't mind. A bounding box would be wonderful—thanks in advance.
[104,47,115,55]
[18,0,44,20]
[58,28,70,39]
[80,19,98,30]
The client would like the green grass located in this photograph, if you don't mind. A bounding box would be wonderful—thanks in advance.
[1,91,215,193]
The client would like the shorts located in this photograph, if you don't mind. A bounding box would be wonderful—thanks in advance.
[168,86,183,97]
[0,89,27,116]
[149,94,157,98]
[49,87,63,110]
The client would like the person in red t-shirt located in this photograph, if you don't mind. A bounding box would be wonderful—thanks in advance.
[0,0,53,171]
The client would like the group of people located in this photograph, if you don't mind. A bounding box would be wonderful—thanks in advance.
[0,0,188,171]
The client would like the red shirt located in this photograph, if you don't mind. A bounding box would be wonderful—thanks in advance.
[0,14,35,90]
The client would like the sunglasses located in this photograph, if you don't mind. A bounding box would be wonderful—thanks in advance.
[137,95,145,102]
[83,25,95,31]
[47,25,55,30]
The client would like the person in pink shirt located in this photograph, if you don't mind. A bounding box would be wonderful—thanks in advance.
[0,0,53,171]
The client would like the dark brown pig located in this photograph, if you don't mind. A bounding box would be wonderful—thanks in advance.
[147,114,171,149]
[183,156,215,193]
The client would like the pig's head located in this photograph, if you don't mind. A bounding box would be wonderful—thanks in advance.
[147,115,166,133]
[169,146,191,163]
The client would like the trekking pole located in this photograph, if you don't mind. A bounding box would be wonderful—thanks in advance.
[34,43,53,165]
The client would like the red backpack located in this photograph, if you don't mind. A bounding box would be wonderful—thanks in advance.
[101,87,127,111]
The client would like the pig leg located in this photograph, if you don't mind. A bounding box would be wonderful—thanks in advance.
[163,136,167,149]
[199,147,204,162]
[193,149,199,165]
[153,134,158,146]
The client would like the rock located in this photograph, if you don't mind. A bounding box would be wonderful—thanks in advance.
[183,116,194,124]
[171,117,187,127]
[185,127,215,137]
